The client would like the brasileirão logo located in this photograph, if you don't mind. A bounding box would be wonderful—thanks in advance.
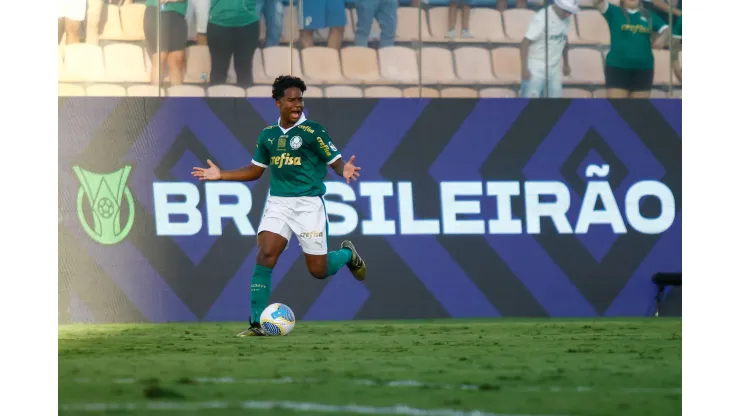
[72,165,135,245]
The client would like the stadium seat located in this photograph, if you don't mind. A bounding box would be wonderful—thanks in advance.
[378,46,419,84]
[63,44,107,82]
[304,87,324,97]
[491,47,521,83]
[567,16,597,45]
[302,47,348,84]
[344,8,355,42]
[58,83,86,96]
[650,89,667,98]
[396,7,431,41]
[86,84,127,96]
[103,43,149,83]
[280,5,300,43]
[119,3,146,41]
[592,88,608,98]
[653,50,680,86]
[325,85,363,98]
[564,48,605,84]
[99,4,123,41]
[263,47,304,80]
[479,87,517,98]
[503,9,535,41]
[576,10,610,45]
[168,85,206,97]
[671,89,681,98]
[341,47,384,84]
[561,88,593,98]
[58,46,69,82]
[441,87,478,98]
[246,86,273,97]
[184,45,211,83]
[364,86,403,98]
[403,87,441,98]
[421,47,461,84]
[127,84,165,97]
[252,50,271,84]
[207,85,246,97]
[469,8,508,42]
[427,7,450,40]
[454,47,497,83]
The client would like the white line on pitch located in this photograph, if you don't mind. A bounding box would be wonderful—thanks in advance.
[71,376,681,394]
[60,400,566,416]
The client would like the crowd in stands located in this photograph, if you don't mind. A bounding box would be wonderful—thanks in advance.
[58,0,682,98]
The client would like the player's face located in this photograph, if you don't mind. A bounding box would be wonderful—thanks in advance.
[278,87,304,124]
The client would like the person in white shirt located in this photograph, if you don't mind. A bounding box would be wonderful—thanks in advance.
[519,0,580,98]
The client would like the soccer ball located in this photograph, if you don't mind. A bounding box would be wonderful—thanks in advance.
[259,303,296,336]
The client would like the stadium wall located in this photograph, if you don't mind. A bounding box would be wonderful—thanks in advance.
[58,98,682,324]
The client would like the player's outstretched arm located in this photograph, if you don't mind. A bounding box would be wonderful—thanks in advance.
[330,155,361,184]
[192,159,265,182]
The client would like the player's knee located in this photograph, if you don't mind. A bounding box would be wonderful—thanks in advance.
[308,265,327,280]
[256,248,280,268]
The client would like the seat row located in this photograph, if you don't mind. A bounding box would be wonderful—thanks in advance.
[59,83,680,99]
[59,43,681,86]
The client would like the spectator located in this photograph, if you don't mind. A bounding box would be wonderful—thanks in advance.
[595,0,670,98]
[355,0,397,47]
[519,0,579,98]
[207,0,260,87]
[187,0,210,46]
[256,0,284,47]
[299,0,346,50]
[58,0,87,44]
[446,0,472,39]
[143,0,188,85]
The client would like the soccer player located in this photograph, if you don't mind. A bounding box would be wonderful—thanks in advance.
[191,76,366,336]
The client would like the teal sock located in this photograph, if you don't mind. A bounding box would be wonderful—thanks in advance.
[326,248,353,277]
[250,265,272,323]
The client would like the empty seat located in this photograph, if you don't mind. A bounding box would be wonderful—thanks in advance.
[341,47,383,84]
[208,85,246,97]
[325,85,363,98]
[302,47,347,84]
[454,47,496,83]
[262,46,304,80]
[421,47,460,84]
[564,48,604,84]
[127,84,165,97]
[441,87,478,98]
[58,83,85,96]
[119,3,146,41]
[63,44,107,82]
[168,85,206,97]
[469,8,508,42]
[403,87,441,98]
[491,47,521,83]
[86,84,127,96]
[577,10,610,45]
[479,87,517,98]
[379,46,419,84]
[670,88,681,98]
[592,88,608,98]
[503,9,535,41]
[58,46,68,82]
[653,50,680,86]
[364,86,403,98]
[104,43,149,82]
[247,86,273,97]
[396,7,431,41]
[184,45,211,83]
[304,87,324,97]
[99,4,123,40]
[252,49,271,84]
[561,88,593,98]
[427,7,452,40]
[650,89,667,98]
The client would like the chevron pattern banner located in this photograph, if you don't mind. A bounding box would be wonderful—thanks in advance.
[58,98,682,323]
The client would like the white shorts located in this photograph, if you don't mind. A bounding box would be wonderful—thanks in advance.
[58,0,87,21]
[257,195,328,255]
[521,66,563,98]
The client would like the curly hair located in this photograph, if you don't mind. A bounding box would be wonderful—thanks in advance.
[271,75,307,101]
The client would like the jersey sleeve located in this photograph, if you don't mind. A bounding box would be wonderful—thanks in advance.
[311,126,342,165]
[651,11,668,33]
[524,11,545,42]
[251,131,269,168]
[601,2,617,22]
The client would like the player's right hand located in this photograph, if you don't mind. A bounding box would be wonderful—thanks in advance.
[192,159,222,181]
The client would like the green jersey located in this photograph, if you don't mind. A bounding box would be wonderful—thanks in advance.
[252,116,342,197]
[145,0,187,15]
[209,0,259,27]
[603,4,667,70]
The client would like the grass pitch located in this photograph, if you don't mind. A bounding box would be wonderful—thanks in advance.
[59,319,681,416]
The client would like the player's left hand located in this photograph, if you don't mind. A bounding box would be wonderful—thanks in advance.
[563,63,572,77]
[343,155,361,184]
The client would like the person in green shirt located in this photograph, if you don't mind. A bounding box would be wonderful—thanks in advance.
[595,0,671,98]
[191,76,367,337]
[206,0,260,87]
[143,0,188,85]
